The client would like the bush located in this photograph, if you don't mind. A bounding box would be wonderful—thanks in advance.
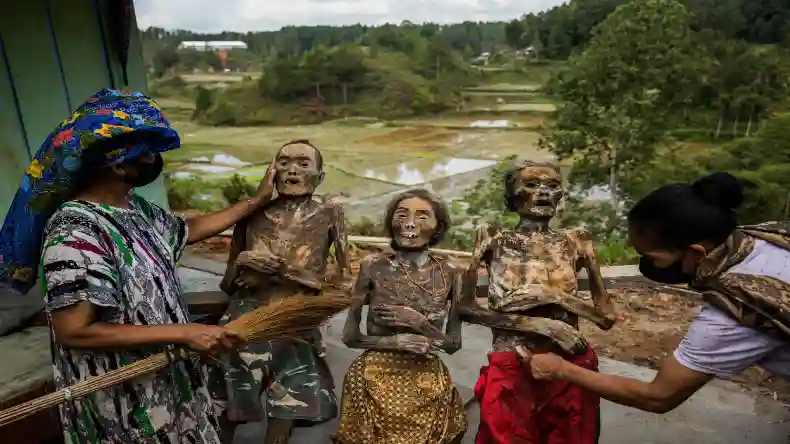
[221,174,257,204]
[165,173,224,212]
[192,85,214,120]
[165,173,198,210]
[348,217,381,237]
[205,97,238,126]
[594,233,639,266]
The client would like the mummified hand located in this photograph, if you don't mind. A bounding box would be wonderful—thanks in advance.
[392,333,432,355]
[374,305,429,330]
[236,250,282,275]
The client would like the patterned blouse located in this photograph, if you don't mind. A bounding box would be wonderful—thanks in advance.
[41,195,221,444]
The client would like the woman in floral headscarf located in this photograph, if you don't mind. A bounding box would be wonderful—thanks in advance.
[0,89,276,444]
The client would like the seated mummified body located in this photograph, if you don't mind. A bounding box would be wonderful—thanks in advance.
[336,189,467,444]
[459,160,616,444]
[210,140,350,444]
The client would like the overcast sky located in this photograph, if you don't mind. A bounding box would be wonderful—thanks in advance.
[135,0,567,33]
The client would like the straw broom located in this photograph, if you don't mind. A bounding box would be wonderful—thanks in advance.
[0,290,350,428]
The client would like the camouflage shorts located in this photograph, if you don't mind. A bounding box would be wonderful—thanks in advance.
[209,298,337,425]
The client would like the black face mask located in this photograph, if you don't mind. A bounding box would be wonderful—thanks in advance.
[126,154,164,188]
[638,256,693,285]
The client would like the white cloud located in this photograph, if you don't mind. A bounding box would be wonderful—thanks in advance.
[134,0,566,33]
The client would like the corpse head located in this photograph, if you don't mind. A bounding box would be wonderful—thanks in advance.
[272,140,324,197]
[505,160,564,220]
[384,189,450,252]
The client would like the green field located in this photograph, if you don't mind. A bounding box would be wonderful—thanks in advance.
[157,73,563,213]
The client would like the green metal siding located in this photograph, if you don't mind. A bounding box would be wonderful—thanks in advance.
[0,2,71,159]
[0,0,167,221]
[0,43,30,214]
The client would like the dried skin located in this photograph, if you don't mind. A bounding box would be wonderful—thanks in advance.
[461,160,615,354]
[221,197,350,300]
[460,223,615,354]
[343,253,463,356]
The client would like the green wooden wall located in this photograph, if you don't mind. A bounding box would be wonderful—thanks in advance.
[0,0,167,221]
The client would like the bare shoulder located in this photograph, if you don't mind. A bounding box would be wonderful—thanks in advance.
[562,227,594,243]
[319,199,345,217]
[474,222,502,241]
[359,252,388,270]
[429,253,459,272]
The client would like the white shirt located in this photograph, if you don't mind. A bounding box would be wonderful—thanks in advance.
[674,239,790,377]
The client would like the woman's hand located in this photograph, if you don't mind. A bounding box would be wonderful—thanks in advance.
[178,324,240,353]
[516,345,567,381]
[252,160,277,206]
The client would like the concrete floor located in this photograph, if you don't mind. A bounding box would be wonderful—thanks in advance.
[177,265,790,444]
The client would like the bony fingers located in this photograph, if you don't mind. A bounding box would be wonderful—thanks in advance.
[515,345,531,362]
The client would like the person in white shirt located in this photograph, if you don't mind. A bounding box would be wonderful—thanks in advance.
[518,172,790,413]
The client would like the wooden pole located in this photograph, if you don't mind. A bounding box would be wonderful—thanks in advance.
[218,231,474,258]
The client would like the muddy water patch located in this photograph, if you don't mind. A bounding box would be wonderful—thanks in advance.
[469,120,510,128]
[363,157,497,186]
[184,164,238,174]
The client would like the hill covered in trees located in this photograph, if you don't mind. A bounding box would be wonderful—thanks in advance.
[505,0,790,59]
[142,21,509,75]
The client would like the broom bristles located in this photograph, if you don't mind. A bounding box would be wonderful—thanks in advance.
[0,289,351,428]
[227,290,351,342]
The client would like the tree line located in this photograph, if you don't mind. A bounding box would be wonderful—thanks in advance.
[541,0,790,236]
[141,20,508,75]
[505,0,790,59]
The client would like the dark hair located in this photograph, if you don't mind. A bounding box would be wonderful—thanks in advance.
[504,160,561,212]
[383,188,450,247]
[627,172,744,249]
[278,139,324,171]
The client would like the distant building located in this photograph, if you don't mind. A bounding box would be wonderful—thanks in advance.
[177,40,248,51]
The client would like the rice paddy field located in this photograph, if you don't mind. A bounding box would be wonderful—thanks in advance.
[158,81,560,217]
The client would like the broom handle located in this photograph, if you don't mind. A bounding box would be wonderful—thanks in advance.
[1,314,265,426]
[0,351,179,428]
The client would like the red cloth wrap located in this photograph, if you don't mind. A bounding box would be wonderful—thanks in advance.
[474,348,600,444]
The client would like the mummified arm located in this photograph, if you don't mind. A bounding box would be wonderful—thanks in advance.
[220,219,248,295]
[330,204,351,282]
[458,224,588,354]
[342,256,434,355]
[441,271,463,354]
[576,229,616,330]
[498,286,615,330]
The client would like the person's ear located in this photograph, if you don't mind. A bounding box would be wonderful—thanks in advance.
[687,244,708,264]
[109,164,126,177]
[430,222,445,245]
[317,171,325,186]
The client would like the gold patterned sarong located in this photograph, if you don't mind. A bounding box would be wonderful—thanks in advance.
[335,350,467,444]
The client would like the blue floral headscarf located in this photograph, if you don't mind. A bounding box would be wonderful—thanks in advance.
[0,88,180,295]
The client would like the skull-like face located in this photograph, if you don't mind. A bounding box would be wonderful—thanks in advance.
[511,165,564,219]
[274,143,323,197]
[391,197,438,251]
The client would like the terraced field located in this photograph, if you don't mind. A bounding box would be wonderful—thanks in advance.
[157,81,558,217]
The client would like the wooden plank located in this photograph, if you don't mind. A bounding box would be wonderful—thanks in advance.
[0,380,60,442]
[0,327,51,403]
[184,290,228,315]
